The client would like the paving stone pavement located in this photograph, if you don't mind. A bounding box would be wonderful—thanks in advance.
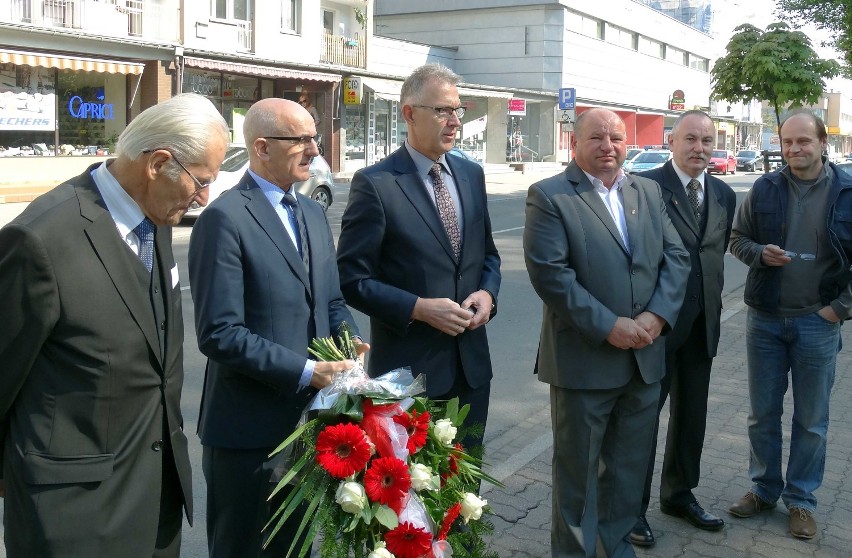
[480,291,852,558]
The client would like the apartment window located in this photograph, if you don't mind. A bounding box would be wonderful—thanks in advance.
[282,0,300,32]
[666,45,686,65]
[689,55,709,72]
[566,10,603,40]
[638,36,664,58]
[605,24,637,50]
[213,0,251,21]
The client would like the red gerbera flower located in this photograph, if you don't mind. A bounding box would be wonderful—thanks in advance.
[438,502,462,540]
[385,521,433,558]
[315,423,371,479]
[441,443,464,485]
[393,409,431,454]
[364,456,411,513]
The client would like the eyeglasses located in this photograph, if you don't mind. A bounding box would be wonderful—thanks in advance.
[142,148,211,193]
[264,135,318,147]
[412,105,465,119]
[783,250,816,261]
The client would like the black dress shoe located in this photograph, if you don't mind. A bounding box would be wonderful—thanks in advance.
[629,515,655,547]
[661,501,725,531]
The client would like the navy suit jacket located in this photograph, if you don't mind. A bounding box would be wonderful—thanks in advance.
[337,146,501,397]
[189,172,356,449]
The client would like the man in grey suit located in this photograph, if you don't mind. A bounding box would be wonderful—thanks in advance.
[524,108,689,557]
[0,93,229,557]
[189,98,362,557]
[630,111,735,546]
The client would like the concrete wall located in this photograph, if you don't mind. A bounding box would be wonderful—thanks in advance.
[367,36,457,76]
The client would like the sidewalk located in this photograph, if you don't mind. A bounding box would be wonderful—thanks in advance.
[480,289,852,557]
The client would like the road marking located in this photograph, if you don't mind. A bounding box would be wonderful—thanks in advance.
[493,226,524,234]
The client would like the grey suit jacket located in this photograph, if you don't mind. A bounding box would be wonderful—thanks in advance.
[0,164,191,556]
[189,172,357,450]
[637,161,736,356]
[524,162,690,390]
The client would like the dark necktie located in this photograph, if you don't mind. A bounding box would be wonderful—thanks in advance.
[133,217,155,272]
[428,163,461,259]
[282,191,310,271]
[687,178,702,219]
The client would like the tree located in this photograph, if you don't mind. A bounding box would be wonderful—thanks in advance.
[777,0,852,77]
[711,22,840,131]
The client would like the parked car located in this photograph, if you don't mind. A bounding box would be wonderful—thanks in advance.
[623,149,672,173]
[836,161,852,177]
[183,145,335,219]
[708,150,736,175]
[449,146,484,167]
[622,148,643,169]
[735,149,762,172]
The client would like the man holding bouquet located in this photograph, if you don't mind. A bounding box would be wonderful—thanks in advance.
[337,63,501,453]
[189,98,362,557]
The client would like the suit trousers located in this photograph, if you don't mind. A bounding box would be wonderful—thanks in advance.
[551,373,659,558]
[431,353,491,457]
[203,445,309,558]
[641,316,713,512]
[153,449,183,558]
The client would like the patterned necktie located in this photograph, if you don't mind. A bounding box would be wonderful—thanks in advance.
[687,178,702,219]
[428,163,461,259]
[282,191,310,272]
[132,217,155,272]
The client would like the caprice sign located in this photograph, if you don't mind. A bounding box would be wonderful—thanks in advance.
[68,95,114,120]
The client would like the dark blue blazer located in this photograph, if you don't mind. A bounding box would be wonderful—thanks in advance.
[189,172,356,449]
[337,146,501,397]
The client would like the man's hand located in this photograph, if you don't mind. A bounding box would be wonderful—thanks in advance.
[606,317,653,350]
[761,244,792,267]
[634,311,665,341]
[310,359,355,389]
[818,305,841,323]
[412,297,474,336]
[354,339,371,365]
[461,290,494,330]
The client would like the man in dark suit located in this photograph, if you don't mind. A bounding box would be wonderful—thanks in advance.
[337,63,501,452]
[524,108,689,557]
[189,98,362,558]
[630,110,736,546]
[0,93,229,557]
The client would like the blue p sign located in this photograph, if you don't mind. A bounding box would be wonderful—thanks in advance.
[559,88,575,110]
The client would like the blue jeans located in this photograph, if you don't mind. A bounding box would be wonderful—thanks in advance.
[745,308,841,512]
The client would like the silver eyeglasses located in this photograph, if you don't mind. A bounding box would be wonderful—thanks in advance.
[142,148,211,193]
[412,105,466,119]
[783,251,816,261]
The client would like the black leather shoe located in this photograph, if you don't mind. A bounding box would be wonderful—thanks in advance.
[629,515,655,547]
[661,501,725,531]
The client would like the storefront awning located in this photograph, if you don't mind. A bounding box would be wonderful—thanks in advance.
[361,77,403,102]
[0,49,145,74]
[457,86,512,99]
[184,57,340,82]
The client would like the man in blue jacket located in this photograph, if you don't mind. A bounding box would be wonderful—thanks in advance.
[728,110,852,540]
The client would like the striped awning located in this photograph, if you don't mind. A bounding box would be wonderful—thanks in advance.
[184,57,340,82]
[0,49,145,74]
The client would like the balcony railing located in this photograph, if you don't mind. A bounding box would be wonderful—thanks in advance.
[5,0,177,41]
[320,33,365,68]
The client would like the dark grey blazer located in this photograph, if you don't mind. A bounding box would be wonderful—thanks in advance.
[524,162,690,390]
[637,161,736,356]
[0,164,191,556]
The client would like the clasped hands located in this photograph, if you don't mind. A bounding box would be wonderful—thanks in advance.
[412,290,493,336]
[606,312,665,350]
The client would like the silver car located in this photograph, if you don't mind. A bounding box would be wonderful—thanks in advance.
[183,145,335,219]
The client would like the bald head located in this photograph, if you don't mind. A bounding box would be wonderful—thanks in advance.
[571,109,627,187]
[243,98,318,187]
[243,98,310,147]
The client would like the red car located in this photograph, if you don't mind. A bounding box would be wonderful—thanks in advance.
[708,149,737,175]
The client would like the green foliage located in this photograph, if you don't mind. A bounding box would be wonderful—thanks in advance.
[711,22,840,129]
[778,0,852,77]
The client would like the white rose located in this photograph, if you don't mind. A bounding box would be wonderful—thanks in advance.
[367,542,395,558]
[433,418,457,445]
[409,463,435,491]
[335,481,367,514]
[459,492,487,523]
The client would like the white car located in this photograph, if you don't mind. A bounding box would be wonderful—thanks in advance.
[623,149,672,173]
[183,145,335,219]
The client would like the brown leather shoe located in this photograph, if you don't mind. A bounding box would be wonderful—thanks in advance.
[728,491,777,518]
[789,507,817,539]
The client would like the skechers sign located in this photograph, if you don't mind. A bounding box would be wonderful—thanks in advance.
[68,95,114,120]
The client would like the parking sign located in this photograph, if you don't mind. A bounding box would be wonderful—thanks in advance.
[559,88,575,110]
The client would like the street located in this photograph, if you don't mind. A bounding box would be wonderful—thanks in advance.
[0,169,765,557]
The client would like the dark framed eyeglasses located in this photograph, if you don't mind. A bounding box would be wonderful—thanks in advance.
[412,105,465,119]
[263,135,318,147]
[142,148,210,192]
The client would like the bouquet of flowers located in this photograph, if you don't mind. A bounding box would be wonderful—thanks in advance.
[266,325,500,558]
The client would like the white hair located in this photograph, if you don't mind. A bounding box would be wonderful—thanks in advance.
[401,64,460,106]
[115,93,229,179]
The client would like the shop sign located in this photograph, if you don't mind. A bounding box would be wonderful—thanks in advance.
[669,89,685,111]
[0,91,56,131]
[508,98,526,116]
[68,95,114,120]
[344,76,363,105]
